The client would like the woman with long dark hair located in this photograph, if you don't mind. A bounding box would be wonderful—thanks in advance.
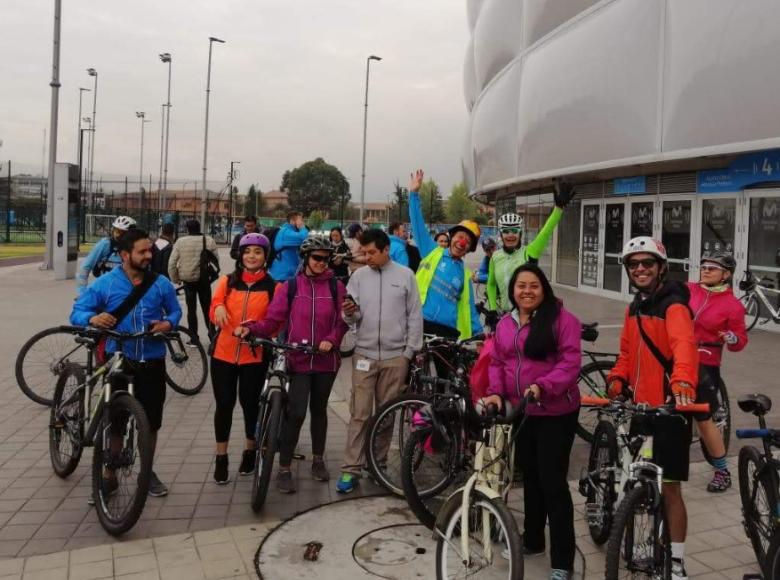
[482,263,581,580]
[209,233,276,484]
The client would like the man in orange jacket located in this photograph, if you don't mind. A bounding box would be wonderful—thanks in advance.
[607,236,698,580]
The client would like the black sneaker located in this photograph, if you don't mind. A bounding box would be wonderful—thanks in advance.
[238,450,255,476]
[277,470,296,494]
[311,460,330,482]
[214,454,230,485]
[148,471,168,497]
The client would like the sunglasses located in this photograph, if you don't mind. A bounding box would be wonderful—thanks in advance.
[627,258,658,270]
[700,264,725,272]
[308,254,330,263]
[501,227,521,235]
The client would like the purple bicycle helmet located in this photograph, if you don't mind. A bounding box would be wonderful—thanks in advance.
[238,233,270,251]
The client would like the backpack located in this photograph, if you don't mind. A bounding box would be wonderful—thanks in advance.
[286,275,339,310]
[199,236,220,283]
[406,244,421,273]
[262,226,281,269]
[151,240,172,277]
[92,238,120,278]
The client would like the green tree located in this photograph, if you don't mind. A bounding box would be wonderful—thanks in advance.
[386,181,409,223]
[281,158,350,217]
[308,209,325,230]
[419,178,445,224]
[445,181,479,223]
[245,184,265,217]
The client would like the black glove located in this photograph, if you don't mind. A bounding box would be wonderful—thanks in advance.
[554,180,576,208]
[484,310,499,330]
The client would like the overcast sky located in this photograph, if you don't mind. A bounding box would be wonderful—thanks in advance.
[1,0,468,201]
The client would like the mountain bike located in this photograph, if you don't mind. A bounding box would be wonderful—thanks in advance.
[49,327,167,535]
[433,392,532,580]
[16,324,207,406]
[739,269,780,331]
[364,333,482,495]
[244,337,319,513]
[691,342,732,464]
[735,393,780,578]
[581,397,708,579]
[575,322,617,442]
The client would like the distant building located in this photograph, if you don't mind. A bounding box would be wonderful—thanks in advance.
[104,189,228,215]
[10,174,47,199]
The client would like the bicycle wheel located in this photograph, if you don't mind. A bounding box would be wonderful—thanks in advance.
[92,393,153,536]
[605,484,671,579]
[741,293,762,332]
[576,360,614,442]
[339,329,356,358]
[164,326,208,396]
[738,445,779,574]
[401,426,461,529]
[251,389,283,513]
[585,420,619,545]
[16,326,86,406]
[364,394,431,495]
[435,489,523,580]
[765,531,780,580]
[699,377,731,463]
[49,364,86,478]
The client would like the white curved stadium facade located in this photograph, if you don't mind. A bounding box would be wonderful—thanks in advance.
[464,0,780,307]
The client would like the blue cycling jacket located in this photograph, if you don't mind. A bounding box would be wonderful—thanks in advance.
[476,255,490,284]
[268,223,309,282]
[389,235,409,267]
[76,237,122,295]
[71,267,182,360]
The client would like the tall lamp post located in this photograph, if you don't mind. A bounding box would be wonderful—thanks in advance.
[135,112,151,213]
[43,0,62,269]
[228,160,240,243]
[86,67,98,215]
[200,36,225,227]
[359,54,382,226]
[76,87,91,161]
[159,53,172,200]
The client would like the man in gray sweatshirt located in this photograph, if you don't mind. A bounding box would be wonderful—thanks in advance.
[336,228,423,493]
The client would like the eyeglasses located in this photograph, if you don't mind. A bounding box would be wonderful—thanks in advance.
[700,264,725,272]
[308,254,330,263]
[501,227,521,235]
[626,258,658,270]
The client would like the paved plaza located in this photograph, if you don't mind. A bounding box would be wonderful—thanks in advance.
[0,248,775,577]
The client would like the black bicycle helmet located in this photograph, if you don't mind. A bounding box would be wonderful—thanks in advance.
[701,251,736,273]
[299,234,334,257]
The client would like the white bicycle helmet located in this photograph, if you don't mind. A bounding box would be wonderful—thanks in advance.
[498,213,523,230]
[112,216,137,231]
[621,236,667,262]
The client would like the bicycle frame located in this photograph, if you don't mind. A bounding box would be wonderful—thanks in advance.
[743,271,780,322]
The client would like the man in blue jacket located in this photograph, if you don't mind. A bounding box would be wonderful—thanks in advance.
[75,215,137,295]
[408,169,483,340]
[268,211,309,282]
[388,222,409,268]
[71,228,182,498]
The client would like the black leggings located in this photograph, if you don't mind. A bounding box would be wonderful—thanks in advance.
[183,279,212,337]
[211,358,269,443]
[279,372,336,466]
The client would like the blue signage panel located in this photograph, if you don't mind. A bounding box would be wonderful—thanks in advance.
[613,176,646,195]
[698,149,780,193]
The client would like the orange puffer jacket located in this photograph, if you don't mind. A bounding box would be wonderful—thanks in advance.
[209,272,276,365]
[608,280,699,406]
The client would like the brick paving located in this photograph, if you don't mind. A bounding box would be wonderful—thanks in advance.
[0,249,775,577]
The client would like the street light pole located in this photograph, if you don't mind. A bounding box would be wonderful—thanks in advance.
[160,53,172,199]
[201,36,225,227]
[157,103,165,211]
[228,161,240,243]
[135,112,150,210]
[76,87,90,161]
[43,0,62,270]
[359,55,382,227]
[86,68,98,214]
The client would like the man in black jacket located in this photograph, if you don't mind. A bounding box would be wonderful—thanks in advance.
[229,216,259,260]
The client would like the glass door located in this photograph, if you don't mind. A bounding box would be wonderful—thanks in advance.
[580,202,600,288]
[746,193,780,311]
[603,202,625,293]
[628,200,655,294]
[556,200,581,286]
[661,199,693,283]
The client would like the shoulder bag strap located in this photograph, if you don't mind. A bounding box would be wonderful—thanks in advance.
[108,271,159,326]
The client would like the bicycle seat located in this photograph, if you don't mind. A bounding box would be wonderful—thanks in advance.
[738,394,773,416]
[581,322,599,342]
[74,336,97,347]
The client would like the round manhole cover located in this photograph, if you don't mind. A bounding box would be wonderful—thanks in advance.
[353,524,434,570]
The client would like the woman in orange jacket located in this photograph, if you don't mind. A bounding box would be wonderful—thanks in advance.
[209,233,277,484]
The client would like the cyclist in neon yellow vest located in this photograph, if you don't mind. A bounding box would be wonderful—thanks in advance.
[487,182,576,315]
[408,169,482,340]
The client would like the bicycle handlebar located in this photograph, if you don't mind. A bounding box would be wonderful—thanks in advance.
[736,428,780,440]
[244,336,320,355]
[79,327,176,342]
[581,395,709,415]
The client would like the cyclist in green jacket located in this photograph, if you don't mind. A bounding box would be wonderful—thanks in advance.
[486,182,575,320]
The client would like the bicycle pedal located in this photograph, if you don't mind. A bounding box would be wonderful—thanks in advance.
[292,453,306,461]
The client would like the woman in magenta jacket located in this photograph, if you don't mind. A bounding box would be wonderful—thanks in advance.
[482,263,581,579]
[687,251,747,493]
[238,236,348,494]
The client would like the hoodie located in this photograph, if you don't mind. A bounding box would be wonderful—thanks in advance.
[389,235,409,267]
[687,282,747,366]
[268,223,309,282]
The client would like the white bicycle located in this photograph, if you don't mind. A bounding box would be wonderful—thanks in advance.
[433,393,531,580]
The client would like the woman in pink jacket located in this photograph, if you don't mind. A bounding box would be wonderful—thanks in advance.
[238,235,348,494]
[688,251,747,493]
[482,263,581,580]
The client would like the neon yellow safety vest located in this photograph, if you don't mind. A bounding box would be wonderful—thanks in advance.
[415,247,474,340]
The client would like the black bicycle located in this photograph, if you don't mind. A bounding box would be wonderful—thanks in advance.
[49,327,166,535]
[735,393,780,579]
[574,322,618,442]
[245,337,319,513]
[16,324,208,406]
